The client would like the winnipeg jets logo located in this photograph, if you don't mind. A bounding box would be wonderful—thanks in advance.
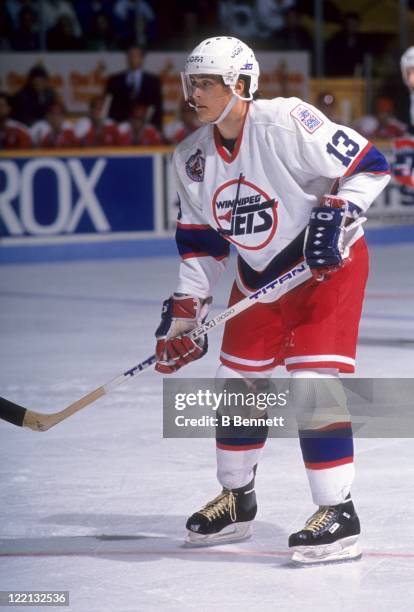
[212,173,278,250]
[185,148,205,182]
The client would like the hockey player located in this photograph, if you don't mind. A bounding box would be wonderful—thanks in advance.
[391,47,414,189]
[400,46,414,133]
[154,37,390,565]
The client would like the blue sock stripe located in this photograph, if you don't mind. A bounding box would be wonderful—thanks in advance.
[299,434,354,464]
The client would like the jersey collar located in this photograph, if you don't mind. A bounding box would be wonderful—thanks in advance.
[213,103,250,164]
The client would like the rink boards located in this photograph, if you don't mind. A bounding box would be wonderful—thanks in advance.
[0,146,413,263]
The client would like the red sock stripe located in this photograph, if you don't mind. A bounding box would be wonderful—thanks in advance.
[216,441,265,451]
[304,456,354,470]
[315,421,352,432]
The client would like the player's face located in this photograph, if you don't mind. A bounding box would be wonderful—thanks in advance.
[188,75,233,123]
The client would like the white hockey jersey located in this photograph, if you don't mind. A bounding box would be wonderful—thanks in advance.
[173,97,390,299]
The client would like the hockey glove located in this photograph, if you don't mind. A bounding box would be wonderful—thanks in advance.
[155,294,211,374]
[304,195,361,282]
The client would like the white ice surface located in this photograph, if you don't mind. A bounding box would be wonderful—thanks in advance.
[0,244,414,612]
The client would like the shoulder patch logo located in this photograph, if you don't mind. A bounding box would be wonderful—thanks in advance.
[291,103,323,134]
[185,148,205,182]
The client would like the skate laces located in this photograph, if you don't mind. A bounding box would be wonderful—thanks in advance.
[304,506,336,535]
[199,490,237,523]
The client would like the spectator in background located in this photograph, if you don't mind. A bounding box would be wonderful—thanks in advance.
[86,11,118,51]
[276,7,312,51]
[31,101,78,148]
[72,0,114,36]
[256,0,296,39]
[162,0,219,50]
[106,45,163,130]
[43,0,82,36]
[325,12,365,76]
[75,95,121,146]
[218,1,260,41]
[374,98,406,139]
[5,0,36,28]
[0,91,32,149]
[164,7,203,50]
[12,65,57,126]
[353,98,406,140]
[164,99,201,144]
[157,0,218,50]
[47,14,84,50]
[11,6,40,50]
[0,2,13,49]
[113,0,156,48]
[118,103,163,146]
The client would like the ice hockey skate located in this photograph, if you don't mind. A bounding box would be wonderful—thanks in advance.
[288,495,361,566]
[185,478,257,546]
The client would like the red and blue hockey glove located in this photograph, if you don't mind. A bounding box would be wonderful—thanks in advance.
[304,195,362,282]
[155,294,211,374]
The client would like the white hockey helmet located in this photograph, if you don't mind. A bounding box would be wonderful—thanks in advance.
[181,36,260,103]
[401,46,414,84]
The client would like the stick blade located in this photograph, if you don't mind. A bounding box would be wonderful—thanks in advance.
[0,396,27,427]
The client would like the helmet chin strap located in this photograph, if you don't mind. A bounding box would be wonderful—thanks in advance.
[208,93,238,125]
[189,87,248,126]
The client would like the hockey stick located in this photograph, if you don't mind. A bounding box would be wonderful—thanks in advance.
[0,261,310,432]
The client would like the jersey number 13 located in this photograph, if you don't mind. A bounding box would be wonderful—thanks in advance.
[326,129,360,167]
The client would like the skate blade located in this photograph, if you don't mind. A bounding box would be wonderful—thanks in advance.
[290,536,361,567]
[184,522,253,547]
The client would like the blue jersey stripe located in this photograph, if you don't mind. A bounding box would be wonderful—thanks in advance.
[347,145,390,176]
[176,225,230,258]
